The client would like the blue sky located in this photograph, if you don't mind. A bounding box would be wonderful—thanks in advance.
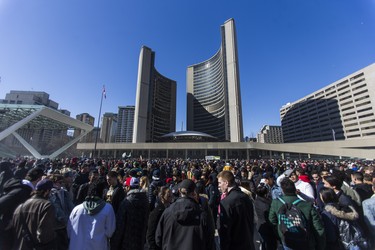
[1,0,375,138]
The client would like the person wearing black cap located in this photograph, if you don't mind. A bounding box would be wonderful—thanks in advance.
[155,179,215,250]
[12,179,56,249]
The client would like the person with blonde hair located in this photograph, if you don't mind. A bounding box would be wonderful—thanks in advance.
[140,176,149,193]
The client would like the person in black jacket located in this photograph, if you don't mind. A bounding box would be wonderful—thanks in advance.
[254,184,277,250]
[146,186,172,250]
[111,177,149,250]
[0,177,33,249]
[218,170,255,250]
[103,171,125,214]
[155,179,215,250]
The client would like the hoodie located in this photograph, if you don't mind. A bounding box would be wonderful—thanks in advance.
[83,197,106,215]
[155,196,215,250]
[0,178,32,230]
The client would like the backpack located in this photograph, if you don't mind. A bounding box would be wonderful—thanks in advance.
[277,197,308,249]
[338,219,368,250]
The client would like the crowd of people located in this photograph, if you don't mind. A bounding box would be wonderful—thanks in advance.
[0,157,374,250]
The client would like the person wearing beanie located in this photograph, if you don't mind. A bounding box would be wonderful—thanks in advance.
[22,167,44,190]
[12,179,56,250]
[67,189,115,250]
[155,179,215,250]
[111,177,149,250]
[148,169,164,211]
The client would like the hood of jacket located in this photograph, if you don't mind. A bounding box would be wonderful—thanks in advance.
[83,197,106,215]
[126,189,148,206]
[172,197,201,226]
[2,178,32,193]
[325,204,359,221]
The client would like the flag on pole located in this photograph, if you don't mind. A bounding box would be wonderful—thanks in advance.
[102,85,106,99]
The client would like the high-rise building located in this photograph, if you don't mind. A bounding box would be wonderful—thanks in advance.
[133,46,177,143]
[75,113,95,142]
[116,106,134,143]
[257,125,284,144]
[186,18,243,142]
[100,112,117,143]
[280,63,375,142]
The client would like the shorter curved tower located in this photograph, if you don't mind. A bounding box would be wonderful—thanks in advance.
[133,46,176,143]
[187,18,243,142]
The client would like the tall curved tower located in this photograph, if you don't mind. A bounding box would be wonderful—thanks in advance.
[133,46,176,143]
[187,18,243,142]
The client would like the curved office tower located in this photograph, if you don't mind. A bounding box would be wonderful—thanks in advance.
[187,18,243,142]
[133,46,176,143]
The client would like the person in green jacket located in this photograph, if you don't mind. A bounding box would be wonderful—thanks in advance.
[269,178,326,250]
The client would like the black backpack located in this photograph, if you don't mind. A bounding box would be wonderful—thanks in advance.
[277,197,308,249]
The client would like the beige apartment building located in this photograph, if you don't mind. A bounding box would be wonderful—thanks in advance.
[281,63,375,142]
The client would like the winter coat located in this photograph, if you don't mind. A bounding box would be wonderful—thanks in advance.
[269,194,326,250]
[363,195,375,238]
[322,204,365,250]
[0,162,13,194]
[254,196,272,230]
[0,178,32,231]
[341,182,361,207]
[111,189,149,250]
[147,202,166,250]
[49,187,74,229]
[102,183,125,214]
[148,180,164,211]
[12,194,56,250]
[353,183,372,202]
[254,196,278,250]
[155,196,215,250]
[219,186,255,250]
[68,198,115,250]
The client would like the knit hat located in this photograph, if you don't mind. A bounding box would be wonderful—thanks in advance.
[35,179,53,191]
[130,177,140,189]
[27,167,44,181]
[179,179,196,194]
[152,169,160,180]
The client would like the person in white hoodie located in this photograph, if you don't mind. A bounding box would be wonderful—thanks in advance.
[67,190,116,250]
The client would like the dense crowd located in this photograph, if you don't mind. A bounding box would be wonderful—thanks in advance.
[0,157,374,250]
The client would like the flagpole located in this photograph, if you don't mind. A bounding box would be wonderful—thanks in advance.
[93,86,105,158]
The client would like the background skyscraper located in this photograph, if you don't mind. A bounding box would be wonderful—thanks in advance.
[186,18,243,142]
[100,112,117,143]
[75,113,95,142]
[133,46,177,143]
[115,106,134,143]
